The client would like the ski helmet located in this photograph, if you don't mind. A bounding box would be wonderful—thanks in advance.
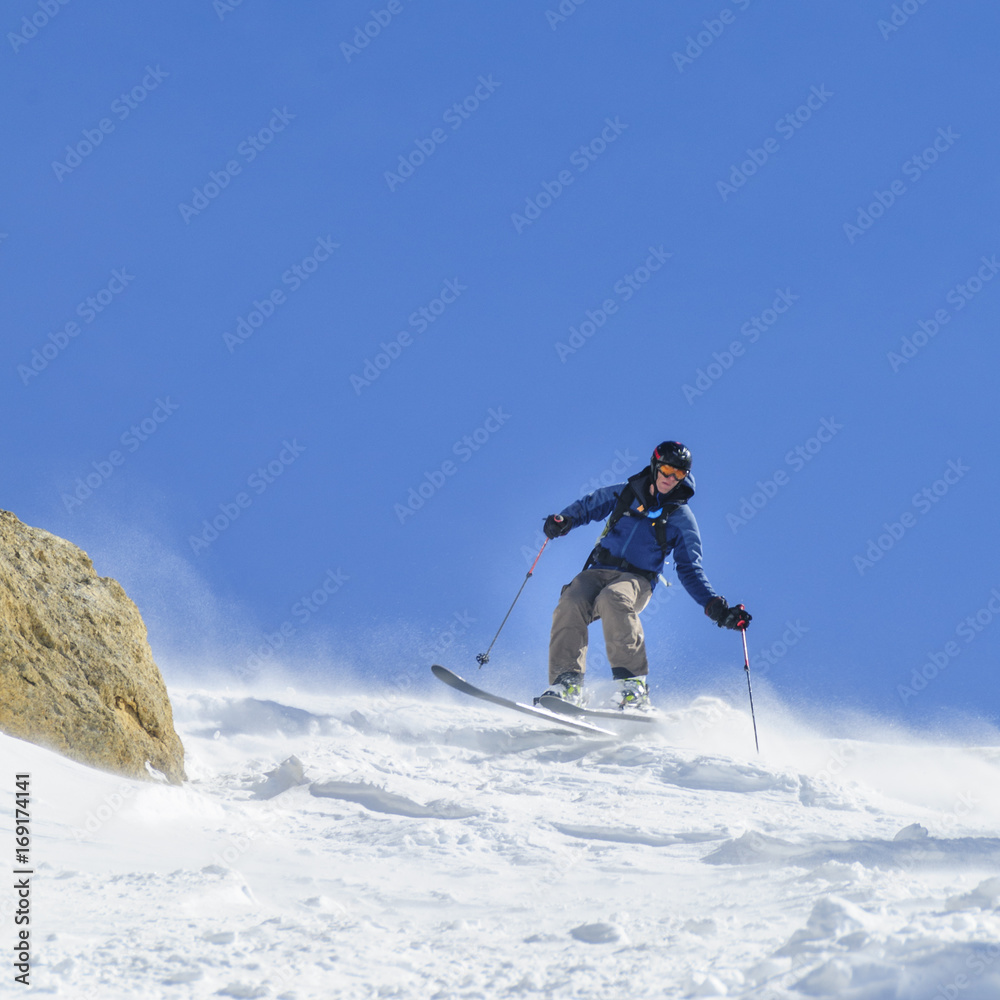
[651,441,692,478]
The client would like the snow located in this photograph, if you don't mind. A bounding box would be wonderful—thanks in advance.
[3,680,1000,999]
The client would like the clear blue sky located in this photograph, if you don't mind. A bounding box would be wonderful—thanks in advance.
[3,1,999,731]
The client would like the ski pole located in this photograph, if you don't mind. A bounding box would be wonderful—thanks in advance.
[476,538,549,668]
[739,621,759,753]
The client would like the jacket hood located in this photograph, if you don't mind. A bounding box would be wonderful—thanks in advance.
[628,469,695,508]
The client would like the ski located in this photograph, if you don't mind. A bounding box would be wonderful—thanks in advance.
[431,665,615,737]
[537,695,659,724]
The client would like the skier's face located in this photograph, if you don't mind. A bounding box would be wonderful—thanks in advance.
[655,467,680,493]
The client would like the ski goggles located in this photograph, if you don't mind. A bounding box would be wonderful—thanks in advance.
[656,463,688,480]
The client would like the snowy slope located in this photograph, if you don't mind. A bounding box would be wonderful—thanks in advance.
[3,679,1000,1000]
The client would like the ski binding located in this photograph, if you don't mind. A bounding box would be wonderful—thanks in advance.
[537,695,659,724]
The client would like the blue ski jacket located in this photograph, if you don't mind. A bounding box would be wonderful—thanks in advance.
[558,471,718,606]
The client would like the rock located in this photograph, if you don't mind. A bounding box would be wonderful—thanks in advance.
[0,510,185,784]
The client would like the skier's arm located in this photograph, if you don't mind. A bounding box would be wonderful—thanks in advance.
[556,485,621,529]
[668,508,718,607]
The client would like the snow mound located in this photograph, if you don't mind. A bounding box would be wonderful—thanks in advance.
[704,829,1000,870]
[309,778,479,818]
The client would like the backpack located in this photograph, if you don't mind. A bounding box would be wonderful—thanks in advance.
[583,472,683,576]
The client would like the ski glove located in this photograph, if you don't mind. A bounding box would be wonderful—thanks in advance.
[543,514,573,538]
[705,596,752,630]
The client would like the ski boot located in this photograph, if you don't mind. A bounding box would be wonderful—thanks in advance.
[616,675,652,712]
[534,670,587,707]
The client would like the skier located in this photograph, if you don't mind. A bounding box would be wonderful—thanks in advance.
[537,441,750,712]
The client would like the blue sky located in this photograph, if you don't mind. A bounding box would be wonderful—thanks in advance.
[3,1,999,732]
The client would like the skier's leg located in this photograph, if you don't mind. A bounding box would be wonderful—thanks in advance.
[548,570,608,684]
[594,572,652,678]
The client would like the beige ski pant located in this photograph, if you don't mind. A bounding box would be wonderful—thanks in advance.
[548,568,653,683]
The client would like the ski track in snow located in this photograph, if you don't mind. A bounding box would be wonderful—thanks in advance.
[2,686,1000,999]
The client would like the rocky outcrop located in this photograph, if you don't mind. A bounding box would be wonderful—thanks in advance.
[0,510,185,784]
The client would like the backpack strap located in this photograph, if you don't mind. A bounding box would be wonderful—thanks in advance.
[583,474,682,572]
[650,506,681,555]
[583,483,635,572]
[599,482,639,539]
